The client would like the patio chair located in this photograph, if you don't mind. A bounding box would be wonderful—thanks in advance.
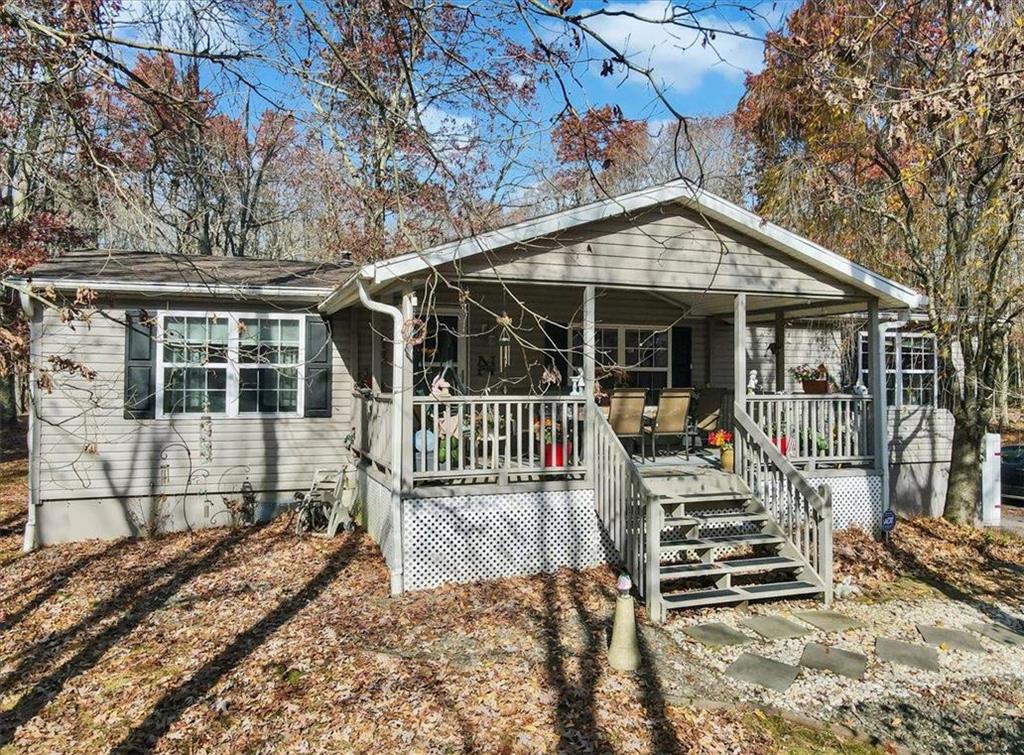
[608,388,647,459]
[643,388,691,461]
[690,388,727,450]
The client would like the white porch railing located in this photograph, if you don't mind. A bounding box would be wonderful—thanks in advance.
[352,391,393,472]
[588,402,654,610]
[411,395,587,482]
[735,405,833,602]
[746,394,873,466]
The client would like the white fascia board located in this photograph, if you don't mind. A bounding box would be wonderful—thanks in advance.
[352,180,924,311]
[15,277,333,301]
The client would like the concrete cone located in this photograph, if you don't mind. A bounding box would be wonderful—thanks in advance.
[608,577,641,672]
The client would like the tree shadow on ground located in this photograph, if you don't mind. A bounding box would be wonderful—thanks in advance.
[108,533,360,753]
[0,526,259,746]
[532,570,683,754]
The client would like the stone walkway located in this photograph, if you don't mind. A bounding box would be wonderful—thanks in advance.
[673,607,1024,694]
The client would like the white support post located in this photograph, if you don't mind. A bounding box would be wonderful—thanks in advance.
[867,299,891,511]
[775,311,786,393]
[734,294,747,470]
[400,290,416,495]
[583,286,596,477]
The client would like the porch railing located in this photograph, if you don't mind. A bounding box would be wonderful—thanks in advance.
[746,394,873,467]
[588,402,659,617]
[411,395,587,483]
[735,405,833,602]
[352,391,393,473]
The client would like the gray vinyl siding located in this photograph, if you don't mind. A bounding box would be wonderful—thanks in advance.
[450,205,858,298]
[35,296,355,509]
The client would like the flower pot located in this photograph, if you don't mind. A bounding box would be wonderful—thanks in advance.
[543,442,573,467]
[801,379,829,395]
[772,436,789,455]
[720,447,734,472]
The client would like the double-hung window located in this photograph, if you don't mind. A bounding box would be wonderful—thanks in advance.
[157,312,305,418]
[858,331,937,407]
[569,324,671,400]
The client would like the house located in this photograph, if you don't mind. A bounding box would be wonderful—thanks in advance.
[14,180,949,619]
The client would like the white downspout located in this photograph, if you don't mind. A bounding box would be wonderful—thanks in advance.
[19,290,39,552]
[357,278,405,594]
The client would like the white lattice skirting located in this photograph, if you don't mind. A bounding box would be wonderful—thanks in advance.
[807,473,884,535]
[402,489,612,591]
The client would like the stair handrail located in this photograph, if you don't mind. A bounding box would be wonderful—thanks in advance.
[587,402,663,621]
[734,403,833,603]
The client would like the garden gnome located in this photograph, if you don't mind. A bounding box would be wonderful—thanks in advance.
[608,573,640,672]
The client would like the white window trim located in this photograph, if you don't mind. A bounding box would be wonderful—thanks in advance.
[155,310,306,420]
[858,330,938,408]
[568,323,673,382]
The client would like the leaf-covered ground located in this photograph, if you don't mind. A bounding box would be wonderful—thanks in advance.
[0,459,877,754]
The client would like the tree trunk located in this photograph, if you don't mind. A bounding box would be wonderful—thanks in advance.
[944,410,986,524]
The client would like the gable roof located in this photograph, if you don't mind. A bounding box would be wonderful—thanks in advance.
[18,251,354,300]
[320,180,924,313]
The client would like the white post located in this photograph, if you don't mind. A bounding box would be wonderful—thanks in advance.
[775,311,786,393]
[867,300,891,512]
[400,290,416,494]
[583,286,596,477]
[734,294,747,470]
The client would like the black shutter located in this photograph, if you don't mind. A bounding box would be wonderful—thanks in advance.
[304,316,333,417]
[671,325,693,388]
[124,309,156,419]
[542,321,570,389]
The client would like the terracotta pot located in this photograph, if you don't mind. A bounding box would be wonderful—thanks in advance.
[543,442,573,467]
[720,446,735,472]
[801,379,829,395]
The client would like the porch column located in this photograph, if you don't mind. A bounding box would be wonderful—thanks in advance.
[400,290,416,494]
[867,299,891,511]
[583,286,596,476]
[774,311,786,393]
[734,294,747,469]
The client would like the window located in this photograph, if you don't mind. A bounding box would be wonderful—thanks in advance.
[157,312,305,417]
[859,331,937,407]
[570,325,671,401]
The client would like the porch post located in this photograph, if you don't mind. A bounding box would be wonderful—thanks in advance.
[867,299,891,511]
[583,286,596,476]
[400,290,416,494]
[774,311,786,393]
[734,294,747,470]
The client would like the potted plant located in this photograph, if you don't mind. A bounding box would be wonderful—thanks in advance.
[535,416,573,467]
[791,363,831,395]
[707,429,734,472]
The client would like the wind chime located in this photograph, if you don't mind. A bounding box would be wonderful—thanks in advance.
[496,312,513,374]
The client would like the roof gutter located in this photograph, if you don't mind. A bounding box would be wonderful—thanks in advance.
[13,277,334,301]
[356,278,405,595]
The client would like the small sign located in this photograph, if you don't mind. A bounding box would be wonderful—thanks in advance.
[881,510,897,533]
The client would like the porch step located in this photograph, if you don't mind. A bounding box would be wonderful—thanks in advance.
[654,492,751,507]
[662,512,768,529]
[659,533,783,554]
[659,556,802,582]
[662,580,823,610]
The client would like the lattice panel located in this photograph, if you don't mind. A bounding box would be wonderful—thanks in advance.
[806,473,884,535]
[402,489,612,591]
[360,470,399,571]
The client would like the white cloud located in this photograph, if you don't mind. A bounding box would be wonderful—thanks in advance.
[582,1,768,94]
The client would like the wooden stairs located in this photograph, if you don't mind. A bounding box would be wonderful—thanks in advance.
[642,471,827,616]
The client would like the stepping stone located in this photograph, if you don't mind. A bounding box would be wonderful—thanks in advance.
[799,642,868,679]
[965,622,1024,647]
[875,637,939,672]
[725,652,800,692]
[739,615,812,640]
[794,610,865,633]
[916,625,986,653]
[680,623,753,647]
